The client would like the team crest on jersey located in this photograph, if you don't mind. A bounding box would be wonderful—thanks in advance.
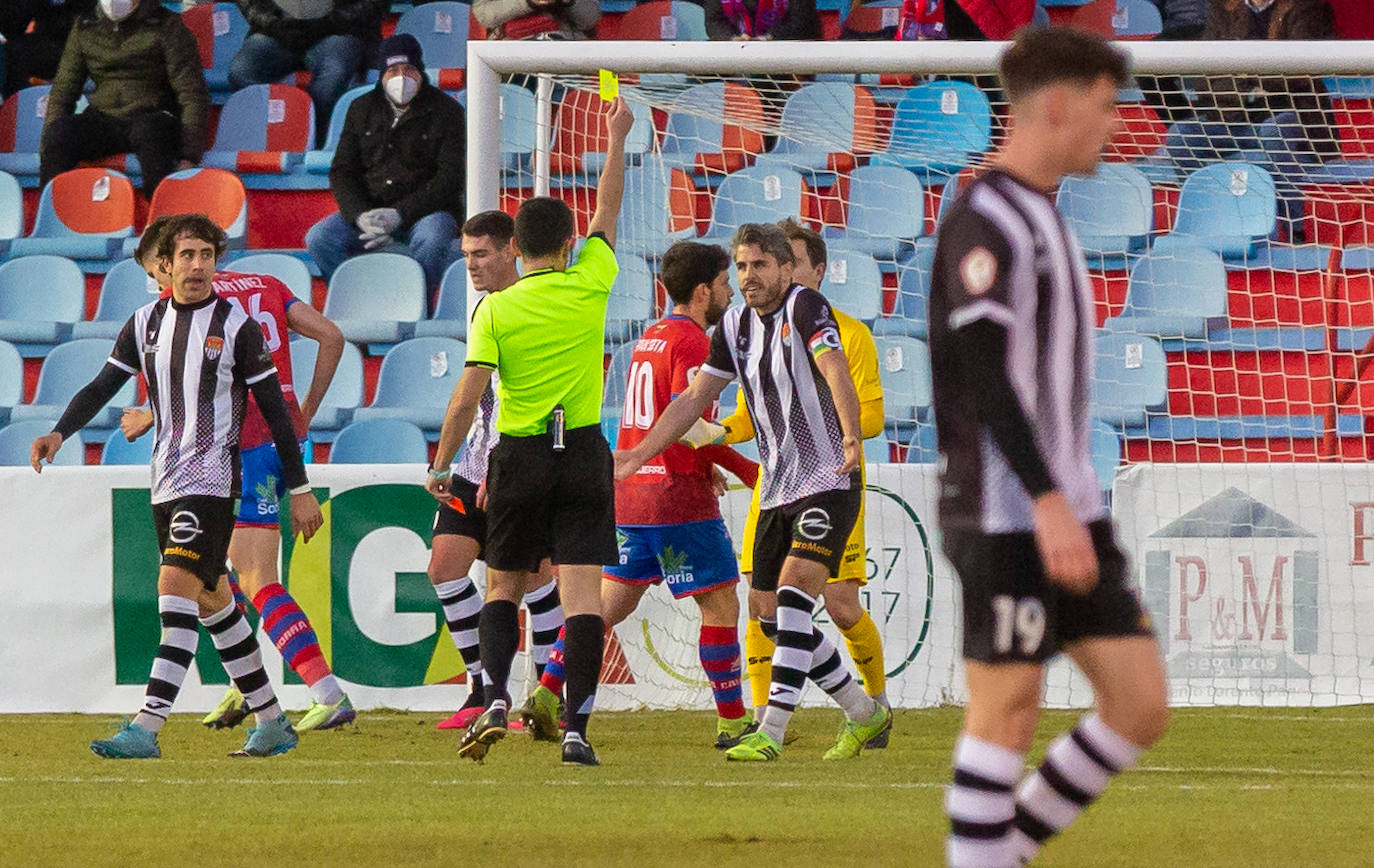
[960,247,997,296]
[780,323,792,346]
[204,336,224,361]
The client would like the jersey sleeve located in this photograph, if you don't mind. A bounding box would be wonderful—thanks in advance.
[233,314,277,385]
[266,275,298,312]
[109,314,141,374]
[936,208,1016,332]
[466,294,498,369]
[569,232,618,294]
[793,288,844,359]
[703,318,736,381]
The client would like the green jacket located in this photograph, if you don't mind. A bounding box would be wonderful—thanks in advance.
[46,2,210,162]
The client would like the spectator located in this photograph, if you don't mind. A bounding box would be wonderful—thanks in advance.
[229,0,388,143]
[942,0,1032,40]
[473,0,600,40]
[1152,0,1208,38]
[1164,0,1337,240]
[39,0,209,198]
[306,34,465,292]
[0,1,92,97]
[1327,0,1374,37]
[705,0,820,40]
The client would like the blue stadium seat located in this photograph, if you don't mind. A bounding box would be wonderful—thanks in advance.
[394,2,469,90]
[351,337,467,431]
[601,407,623,445]
[1165,162,1277,258]
[819,243,882,324]
[414,259,468,340]
[761,83,872,173]
[321,252,427,345]
[573,100,656,176]
[0,85,52,178]
[602,340,637,416]
[1056,162,1153,265]
[616,161,696,260]
[0,339,21,425]
[874,335,931,438]
[101,429,154,465]
[9,168,135,260]
[1103,246,1228,339]
[225,252,313,302]
[201,84,315,174]
[190,3,250,94]
[10,338,137,437]
[0,419,83,466]
[0,171,22,252]
[302,84,374,174]
[330,418,430,464]
[904,421,939,464]
[73,258,160,340]
[1092,331,1167,431]
[839,165,925,262]
[0,255,86,354]
[606,254,656,345]
[1091,419,1122,494]
[457,84,539,177]
[863,436,892,463]
[1113,0,1162,38]
[289,337,365,439]
[701,165,805,243]
[873,239,935,339]
[873,81,992,182]
[718,380,741,418]
[618,0,708,39]
[659,81,762,176]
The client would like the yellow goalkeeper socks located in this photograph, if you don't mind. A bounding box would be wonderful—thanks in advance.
[744,618,775,715]
[841,611,887,699]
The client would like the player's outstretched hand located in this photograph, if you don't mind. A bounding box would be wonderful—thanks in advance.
[29,432,62,473]
[289,491,324,542]
[838,435,861,475]
[605,97,634,142]
[613,448,642,482]
[121,407,153,442]
[1031,491,1098,595]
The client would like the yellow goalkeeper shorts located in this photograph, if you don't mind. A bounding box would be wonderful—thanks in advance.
[738,473,866,584]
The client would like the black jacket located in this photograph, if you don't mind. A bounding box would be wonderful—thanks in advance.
[329,82,466,228]
[236,0,389,53]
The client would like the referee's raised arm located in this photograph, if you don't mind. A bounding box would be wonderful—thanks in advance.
[586,98,634,247]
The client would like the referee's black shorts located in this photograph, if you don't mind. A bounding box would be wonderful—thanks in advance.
[484,424,618,573]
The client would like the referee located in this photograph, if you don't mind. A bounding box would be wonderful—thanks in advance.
[427,97,634,767]
[928,29,1169,867]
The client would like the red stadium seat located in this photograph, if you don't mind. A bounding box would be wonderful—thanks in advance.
[8,168,135,259]
[200,84,315,174]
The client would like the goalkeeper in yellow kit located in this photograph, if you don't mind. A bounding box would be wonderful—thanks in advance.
[686,218,892,749]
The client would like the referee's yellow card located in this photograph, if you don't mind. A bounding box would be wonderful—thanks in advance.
[598,69,619,101]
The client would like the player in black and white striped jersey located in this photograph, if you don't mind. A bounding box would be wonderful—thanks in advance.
[928,29,1169,867]
[30,213,323,760]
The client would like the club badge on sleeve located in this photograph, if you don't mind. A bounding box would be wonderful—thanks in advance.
[960,247,997,296]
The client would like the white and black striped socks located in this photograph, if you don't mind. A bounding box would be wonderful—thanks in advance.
[1010,714,1143,863]
[201,602,283,725]
[434,576,484,688]
[522,579,564,678]
[946,735,1024,868]
[132,595,201,733]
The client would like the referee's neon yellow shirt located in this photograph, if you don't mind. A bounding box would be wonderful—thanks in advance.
[466,234,619,437]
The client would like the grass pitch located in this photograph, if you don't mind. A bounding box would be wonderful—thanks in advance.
[4,706,1373,866]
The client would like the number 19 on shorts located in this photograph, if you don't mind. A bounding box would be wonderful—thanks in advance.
[992,595,1047,657]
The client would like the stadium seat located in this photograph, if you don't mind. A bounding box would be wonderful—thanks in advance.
[1056,162,1153,266]
[0,255,86,354]
[701,165,806,243]
[321,252,427,345]
[615,161,697,260]
[1107,102,1169,163]
[0,420,82,466]
[874,335,931,438]
[603,341,636,417]
[0,339,21,425]
[302,84,374,174]
[660,81,766,177]
[351,336,467,431]
[1103,246,1228,339]
[123,169,249,257]
[225,252,312,301]
[1092,330,1167,430]
[617,0,708,39]
[0,171,22,251]
[181,3,250,95]
[456,83,538,177]
[201,84,316,174]
[1091,419,1122,493]
[874,239,935,339]
[101,429,154,465]
[863,435,892,463]
[606,253,656,345]
[873,81,992,182]
[0,85,51,178]
[1112,0,1162,38]
[760,83,880,174]
[290,337,365,439]
[549,89,655,176]
[73,258,160,340]
[904,421,939,464]
[414,259,468,340]
[819,243,883,324]
[601,407,623,445]
[9,169,134,260]
[395,2,470,91]
[10,338,137,436]
[838,165,924,262]
[1165,161,1277,258]
[330,418,430,463]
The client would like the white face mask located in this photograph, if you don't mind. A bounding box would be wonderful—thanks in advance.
[100,0,136,21]
[384,75,419,107]
[1246,0,1276,10]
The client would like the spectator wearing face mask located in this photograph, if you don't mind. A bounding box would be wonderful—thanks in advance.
[0,0,93,96]
[305,34,466,293]
[39,0,209,197]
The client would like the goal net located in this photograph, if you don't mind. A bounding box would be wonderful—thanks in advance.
[468,40,1374,710]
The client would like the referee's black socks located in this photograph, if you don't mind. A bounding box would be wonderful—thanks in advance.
[479,600,520,708]
[562,614,604,740]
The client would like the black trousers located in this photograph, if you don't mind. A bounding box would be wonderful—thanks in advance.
[40,108,182,197]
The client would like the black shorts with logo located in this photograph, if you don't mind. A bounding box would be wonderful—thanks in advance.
[151,495,237,590]
[484,424,618,573]
[944,518,1154,664]
[751,488,863,593]
[433,476,487,557]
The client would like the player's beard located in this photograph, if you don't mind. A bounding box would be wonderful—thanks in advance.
[743,277,785,312]
[705,298,727,326]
